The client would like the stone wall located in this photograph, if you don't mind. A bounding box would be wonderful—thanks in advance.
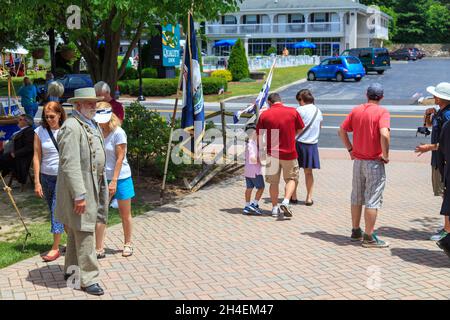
[386,43,450,57]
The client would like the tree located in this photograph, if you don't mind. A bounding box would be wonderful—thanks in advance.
[228,39,249,81]
[13,0,240,90]
[392,0,428,43]
[426,1,450,43]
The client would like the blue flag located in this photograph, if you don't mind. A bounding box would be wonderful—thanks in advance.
[181,13,205,157]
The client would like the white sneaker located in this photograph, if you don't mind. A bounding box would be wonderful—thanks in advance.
[110,199,119,209]
[272,207,280,217]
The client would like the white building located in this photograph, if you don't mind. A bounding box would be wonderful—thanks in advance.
[205,0,390,57]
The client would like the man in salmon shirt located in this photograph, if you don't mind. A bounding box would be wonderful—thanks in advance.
[256,93,305,220]
[338,83,390,248]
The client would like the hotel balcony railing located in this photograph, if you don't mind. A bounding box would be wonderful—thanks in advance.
[369,25,389,38]
[206,22,341,35]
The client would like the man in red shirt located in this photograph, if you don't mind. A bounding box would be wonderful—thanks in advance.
[256,93,304,219]
[94,81,125,122]
[338,83,390,248]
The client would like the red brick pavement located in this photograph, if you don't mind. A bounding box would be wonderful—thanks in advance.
[1,149,449,300]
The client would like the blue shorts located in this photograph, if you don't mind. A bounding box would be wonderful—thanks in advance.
[108,176,135,200]
[245,175,265,189]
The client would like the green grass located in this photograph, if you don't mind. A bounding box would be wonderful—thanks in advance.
[0,71,46,96]
[0,200,154,269]
[204,65,313,102]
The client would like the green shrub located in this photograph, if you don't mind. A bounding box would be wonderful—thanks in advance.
[302,48,313,56]
[118,77,227,96]
[266,46,277,56]
[142,67,158,78]
[228,39,249,81]
[211,70,232,82]
[120,67,138,80]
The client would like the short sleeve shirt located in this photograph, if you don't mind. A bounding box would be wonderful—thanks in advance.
[431,105,450,168]
[341,103,390,160]
[109,99,125,121]
[296,104,323,144]
[104,127,132,180]
[256,102,305,160]
[35,126,60,176]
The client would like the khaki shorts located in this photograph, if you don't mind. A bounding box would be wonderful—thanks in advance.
[432,166,444,197]
[264,156,299,184]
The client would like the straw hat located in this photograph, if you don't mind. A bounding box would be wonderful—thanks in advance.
[67,88,104,103]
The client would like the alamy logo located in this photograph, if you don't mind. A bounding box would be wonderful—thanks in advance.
[67,5,81,30]
[366,265,382,290]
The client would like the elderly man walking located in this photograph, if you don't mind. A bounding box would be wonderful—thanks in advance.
[55,88,108,295]
[94,81,124,121]
[338,83,390,248]
[256,93,304,220]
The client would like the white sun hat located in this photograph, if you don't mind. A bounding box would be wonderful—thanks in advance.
[93,107,113,123]
[427,82,450,101]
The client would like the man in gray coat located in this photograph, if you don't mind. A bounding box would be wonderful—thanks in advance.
[55,88,108,296]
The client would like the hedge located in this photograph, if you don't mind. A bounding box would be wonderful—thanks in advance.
[118,77,227,96]
[142,67,158,78]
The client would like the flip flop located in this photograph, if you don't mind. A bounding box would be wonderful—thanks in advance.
[305,200,314,206]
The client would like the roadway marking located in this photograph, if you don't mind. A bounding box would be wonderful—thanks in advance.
[321,126,418,132]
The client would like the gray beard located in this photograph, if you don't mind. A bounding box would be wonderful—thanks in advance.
[79,107,96,120]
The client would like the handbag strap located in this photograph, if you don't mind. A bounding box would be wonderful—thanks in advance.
[46,127,59,152]
[297,106,319,140]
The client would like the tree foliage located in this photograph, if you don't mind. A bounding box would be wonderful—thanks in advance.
[7,0,241,89]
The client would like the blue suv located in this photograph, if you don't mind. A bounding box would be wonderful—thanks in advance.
[307,56,366,82]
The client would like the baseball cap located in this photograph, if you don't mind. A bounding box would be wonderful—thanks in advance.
[367,83,384,100]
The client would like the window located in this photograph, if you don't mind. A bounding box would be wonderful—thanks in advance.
[312,13,327,23]
[244,15,258,24]
[248,38,272,56]
[320,59,330,66]
[359,49,372,59]
[345,57,360,64]
[289,14,304,23]
[222,16,237,25]
[69,77,87,89]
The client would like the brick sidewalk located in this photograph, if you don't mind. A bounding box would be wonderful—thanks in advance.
[1,149,449,300]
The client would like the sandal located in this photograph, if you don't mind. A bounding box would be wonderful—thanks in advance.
[96,249,106,259]
[122,243,133,257]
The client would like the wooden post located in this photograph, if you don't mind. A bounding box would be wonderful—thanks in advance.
[220,101,226,163]
[7,75,11,115]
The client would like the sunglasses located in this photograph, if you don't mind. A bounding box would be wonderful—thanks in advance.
[45,115,58,120]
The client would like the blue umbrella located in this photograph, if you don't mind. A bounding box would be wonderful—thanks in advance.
[292,40,316,49]
[213,39,237,47]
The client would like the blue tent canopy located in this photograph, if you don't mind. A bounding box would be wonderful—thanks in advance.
[213,39,237,47]
[292,40,317,49]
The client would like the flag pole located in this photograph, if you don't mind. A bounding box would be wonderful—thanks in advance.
[160,22,187,204]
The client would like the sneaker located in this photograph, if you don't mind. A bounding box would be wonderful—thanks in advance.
[350,228,364,242]
[272,207,280,217]
[279,203,293,217]
[243,206,253,215]
[249,203,263,215]
[430,229,448,241]
[362,233,389,248]
[437,234,450,259]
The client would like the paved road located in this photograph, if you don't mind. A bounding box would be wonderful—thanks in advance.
[230,58,450,105]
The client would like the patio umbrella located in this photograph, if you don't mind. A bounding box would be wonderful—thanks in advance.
[292,40,317,49]
[213,39,237,47]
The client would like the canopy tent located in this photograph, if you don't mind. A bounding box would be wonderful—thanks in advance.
[292,40,317,49]
[213,39,237,47]
[4,47,29,55]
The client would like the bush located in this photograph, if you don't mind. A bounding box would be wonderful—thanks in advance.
[142,67,158,78]
[118,77,227,96]
[228,39,249,81]
[211,70,232,82]
[266,46,277,56]
[302,48,313,56]
[120,67,138,80]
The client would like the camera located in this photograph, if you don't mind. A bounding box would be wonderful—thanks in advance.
[416,126,431,137]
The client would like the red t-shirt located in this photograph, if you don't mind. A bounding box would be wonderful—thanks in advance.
[109,98,125,121]
[256,102,305,160]
[341,103,390,160]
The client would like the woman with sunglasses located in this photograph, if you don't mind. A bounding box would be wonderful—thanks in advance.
[33,102,67,262]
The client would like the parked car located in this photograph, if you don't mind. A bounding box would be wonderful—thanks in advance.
[389,48,418,61]
[37,73,93,103]
[411,47,425,59]
[307,56,366,82]
[341,47,391,74]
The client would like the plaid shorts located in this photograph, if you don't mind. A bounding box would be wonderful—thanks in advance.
[351,159,386,209]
